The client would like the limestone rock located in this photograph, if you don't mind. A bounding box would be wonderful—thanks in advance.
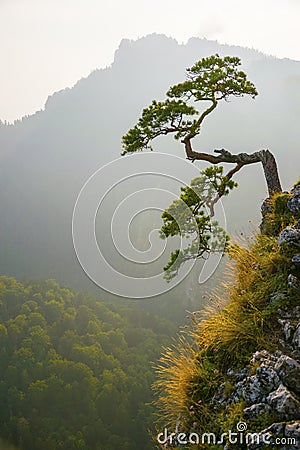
[274,355,300,393]
[292,323,300,349]
[287,185,300,216]
[267,384,300,419]
[285,421,300,440]
[292,253,300,269]
[242,376,267,404]
[250,350,279,364]
[278,319,293,341]
[242,358,280,403]
[261,197,273,216]
[246,422,285,450]
[243,402,271,420]
[247,421,300,450]
[278,226,300,248]
[287,274,300,292]
[227,367,249,381]
[277,306,300,320]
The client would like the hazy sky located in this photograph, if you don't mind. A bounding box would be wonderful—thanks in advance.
[1,0,299,122]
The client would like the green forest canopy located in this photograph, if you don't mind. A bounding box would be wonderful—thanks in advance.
[0,276,175,450]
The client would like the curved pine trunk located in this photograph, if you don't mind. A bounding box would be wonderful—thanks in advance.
[183,140,282,197]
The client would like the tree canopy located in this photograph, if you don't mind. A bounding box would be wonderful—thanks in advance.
[0,276,174,449]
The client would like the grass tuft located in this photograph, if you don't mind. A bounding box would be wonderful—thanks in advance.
[153,193,299,444]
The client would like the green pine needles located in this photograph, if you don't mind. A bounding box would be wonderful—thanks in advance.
[122,54,257,155]
[122,54,258,279]
[160,167,237,281]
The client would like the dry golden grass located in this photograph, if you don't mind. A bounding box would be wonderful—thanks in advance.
[154,230,297,433]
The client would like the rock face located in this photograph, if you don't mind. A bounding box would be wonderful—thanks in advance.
[287,185,300,217]
[292,253,300,269]
[278,190,300,248]
[216,185,300,449]
[217,348,300,408]
[267,384,300,419]
[287,274,300,292]
[216,347,300,448]
[275,355,300,393]
[247,422,300,450]
[278,226,300,248]
[293,323,300,351]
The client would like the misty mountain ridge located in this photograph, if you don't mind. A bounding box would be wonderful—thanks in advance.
[2,34,297,130]
[0,33,299,299]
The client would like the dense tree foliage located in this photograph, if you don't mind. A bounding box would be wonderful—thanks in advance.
[0,276,175,449]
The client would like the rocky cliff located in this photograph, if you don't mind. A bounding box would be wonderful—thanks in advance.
[155,182,300,449]
[213,185,300,449]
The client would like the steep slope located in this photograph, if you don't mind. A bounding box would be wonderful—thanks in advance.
[154,182,300,449]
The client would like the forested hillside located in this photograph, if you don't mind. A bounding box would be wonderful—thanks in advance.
[0,276,175,449]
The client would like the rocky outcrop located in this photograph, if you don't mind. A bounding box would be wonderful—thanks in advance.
[163,184,300,450]
[216,185,300,449]
[215,344,300,448]
[292,253,300,268]
[216,345,300,408]
[287,185,300,217]
[278,225,300,248]
[287,274,300,293]
[247,422,300,450]
[275,355,300,393]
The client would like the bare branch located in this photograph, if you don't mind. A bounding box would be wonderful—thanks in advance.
[183,141,282,197]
